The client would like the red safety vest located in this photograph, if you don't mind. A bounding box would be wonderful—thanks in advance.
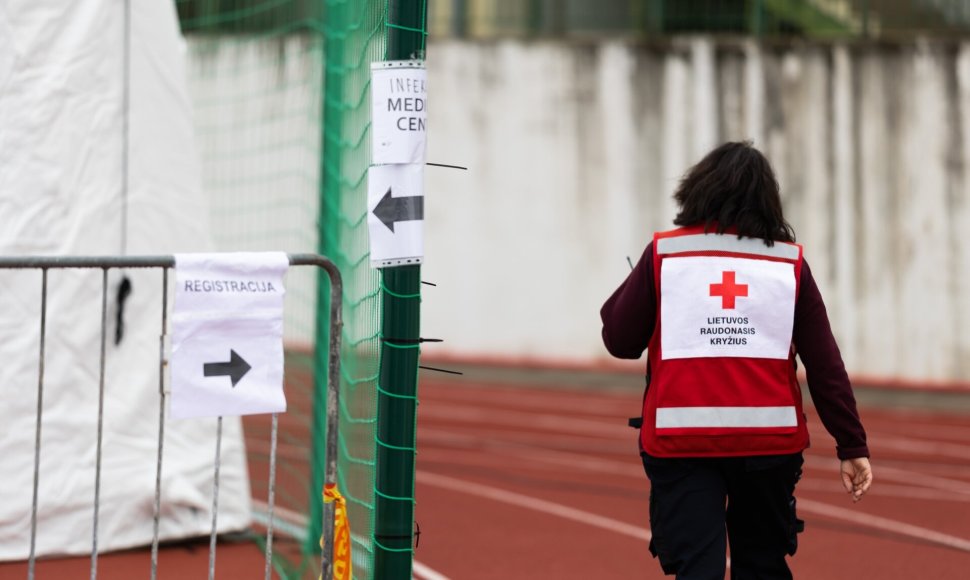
[640,225,809,457]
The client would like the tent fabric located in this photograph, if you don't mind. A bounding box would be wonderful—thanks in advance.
[0,0,251,559]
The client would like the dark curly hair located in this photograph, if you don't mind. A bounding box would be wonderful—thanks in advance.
[672,141,795,246]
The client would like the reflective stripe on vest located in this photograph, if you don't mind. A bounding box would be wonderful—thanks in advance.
[656,406,798,429]
[656,233,801,260]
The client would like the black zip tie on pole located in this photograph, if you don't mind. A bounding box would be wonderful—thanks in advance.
[418,365,464,376]
[414,521,421,549]
[426,162,468,171]
[381,337,443,345]
[421,281,436,287]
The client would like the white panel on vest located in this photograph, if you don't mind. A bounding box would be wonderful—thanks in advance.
[660,256,795,360]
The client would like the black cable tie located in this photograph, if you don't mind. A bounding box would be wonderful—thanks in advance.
[421,281,436,287]
[414,521,421,549]
[419,365,464,376]
[381,337,443,344]
[427,162,468,171]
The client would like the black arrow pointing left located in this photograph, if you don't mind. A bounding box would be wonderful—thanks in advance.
[204,349,251,387]
[373,187,424,233]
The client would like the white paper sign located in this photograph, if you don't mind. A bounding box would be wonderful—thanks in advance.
[170,252,289,418]
[371,61,427,165]
[660,256,796,360]
[368,164,424,268]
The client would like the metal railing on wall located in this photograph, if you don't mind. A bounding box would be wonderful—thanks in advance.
[426,0,970,39]
[1,253,342,580]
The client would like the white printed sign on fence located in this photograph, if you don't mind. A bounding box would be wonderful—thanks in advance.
[368,163,424,268]
[170,252,288,419]
[371,60,427,164]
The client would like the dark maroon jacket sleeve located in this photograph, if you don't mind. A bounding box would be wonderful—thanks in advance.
[600,243,656,360]
[600,244,870,460]
[793,261,869,459]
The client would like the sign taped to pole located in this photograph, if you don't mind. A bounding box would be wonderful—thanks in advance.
[371,61,427,165]
[367,164,424,268]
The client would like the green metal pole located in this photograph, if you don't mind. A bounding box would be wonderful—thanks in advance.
[749,0,764,37]
[374,1,427,579]
[644,0,664,35]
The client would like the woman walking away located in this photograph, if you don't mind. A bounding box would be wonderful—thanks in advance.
[600,141,872,580]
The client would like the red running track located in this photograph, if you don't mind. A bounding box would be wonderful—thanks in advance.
[5,372,970,579]
[411,377,970,580]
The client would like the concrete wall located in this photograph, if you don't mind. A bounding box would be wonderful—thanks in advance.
[422,38,970,383]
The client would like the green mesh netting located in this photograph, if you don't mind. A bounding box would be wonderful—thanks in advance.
[175,1,388,578]
[313,0,389,578]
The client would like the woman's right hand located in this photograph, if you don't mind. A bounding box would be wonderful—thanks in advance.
[840,457,873,503]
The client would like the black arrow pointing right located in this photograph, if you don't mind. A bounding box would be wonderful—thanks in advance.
[373,187,424,233]
[203,349,251,387]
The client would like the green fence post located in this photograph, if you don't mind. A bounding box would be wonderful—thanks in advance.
[373,1,427,579]
[749,0,764,37]
[643,0,664,35]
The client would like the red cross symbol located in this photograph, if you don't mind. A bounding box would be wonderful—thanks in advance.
[709,271,748,309]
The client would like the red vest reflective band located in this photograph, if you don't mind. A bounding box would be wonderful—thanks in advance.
[640,226,809,457]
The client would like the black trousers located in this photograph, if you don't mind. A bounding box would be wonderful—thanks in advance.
[642,452,804,580]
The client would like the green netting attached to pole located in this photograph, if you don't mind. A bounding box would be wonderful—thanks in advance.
[315,1,390,579]
[176,1,389,578]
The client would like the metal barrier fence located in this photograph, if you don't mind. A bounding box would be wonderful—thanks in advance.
[0,253,342,580]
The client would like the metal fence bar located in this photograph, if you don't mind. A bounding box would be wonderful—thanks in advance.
[90,269,109,580]
[27,268,48,580]
[208,416,223,580]
[150,267,169,580]
[318,256,342,579]
[264,413,279,580]
[0,254,342,580]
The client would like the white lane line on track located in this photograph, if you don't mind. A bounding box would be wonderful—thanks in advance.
[863,420,970,442]
[421,409,970,495]
[420,428,970,506]
[869,435,970,461]
[252,500,450,580]
[419,449,970,554]
[421,387,638,416]
[802,455,970,496]
[807,423,970,461]
[794,479,970,503]
[419,426,629,455]
[416,471,652,542]
[477,436,970,504]
[419,403,628,438]
[796,498,970,553]
[462,439,970,551]
[413,560,452,580]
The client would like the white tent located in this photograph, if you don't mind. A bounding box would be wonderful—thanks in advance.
[0,0,251,558]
